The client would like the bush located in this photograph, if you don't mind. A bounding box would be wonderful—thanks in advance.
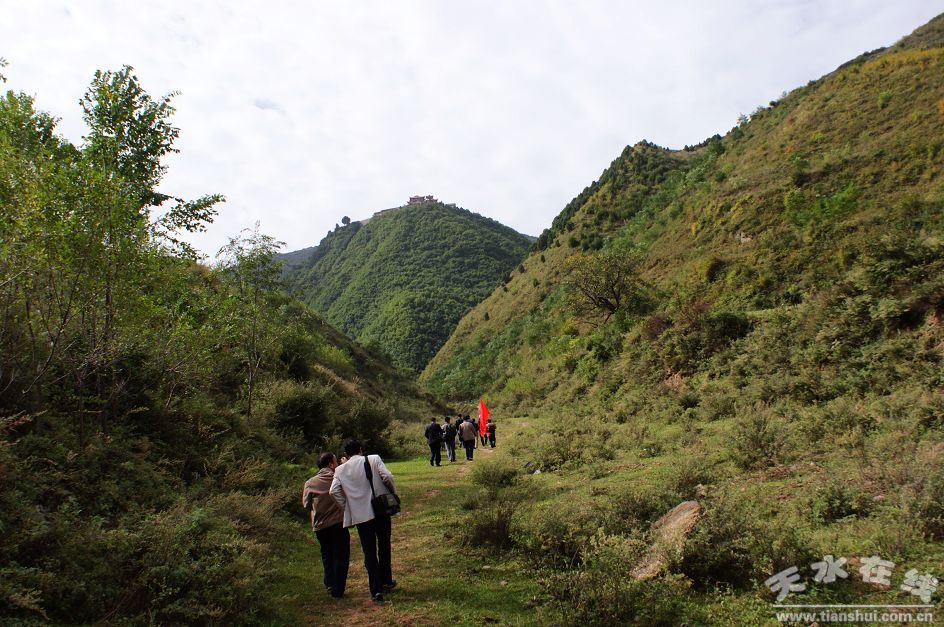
[468,501,516,550]
[676,492,762,588]
[470,456,521,491]
[515,494,615,568]
[549,533,702,626]
[811,481,872,523]
[915,468,944,540]
[676,491,814,590]
[728,401,787,470]
[610,484,678,530]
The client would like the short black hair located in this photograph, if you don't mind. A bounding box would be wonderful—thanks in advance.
[317,452,336,469]
[465,415,471,420]
[343,438,363,457]
[444,416,451,422]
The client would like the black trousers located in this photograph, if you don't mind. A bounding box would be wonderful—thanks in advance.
[489,433,496,448]
[315,523,350,596]
[462,439,475,460]
[356,515,393,596]
[428,441,441,465]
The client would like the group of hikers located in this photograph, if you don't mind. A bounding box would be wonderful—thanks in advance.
[302,413,497,603]
[425,414,496,465]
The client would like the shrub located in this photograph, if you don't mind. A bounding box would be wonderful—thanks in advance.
[470,456,521,491]
[811,480,872,523]
[515,494,615,568]
[697,381,737,421]
[610,484,678,530]
[915,468,944,540]
[676,492,761,588]
[468,501,516,550]
[677,491,815,590]
[260,380,330,446]
[549,533,702,626]
[728,401,787,470]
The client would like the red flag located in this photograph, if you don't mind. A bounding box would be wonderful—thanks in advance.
[479,399,490,436]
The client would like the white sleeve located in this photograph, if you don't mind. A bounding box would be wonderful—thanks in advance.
[329,473,346,510]
[373,455,398,494]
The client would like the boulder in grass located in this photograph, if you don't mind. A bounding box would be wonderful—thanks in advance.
[631,500,702,580]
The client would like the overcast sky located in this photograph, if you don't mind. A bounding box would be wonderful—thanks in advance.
[1,1,939,255]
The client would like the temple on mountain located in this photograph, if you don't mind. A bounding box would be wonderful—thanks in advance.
[407,195,437,205]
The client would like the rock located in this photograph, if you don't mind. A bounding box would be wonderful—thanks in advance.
[631,500,702,580]
[500,580,508,587]
[694,483,708,498]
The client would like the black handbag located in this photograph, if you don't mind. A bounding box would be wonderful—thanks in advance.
[364,457,401,517]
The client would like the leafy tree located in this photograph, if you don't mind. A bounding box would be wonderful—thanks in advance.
[217,223,285,416]
[342,215,351,226]
[565,248,649,323]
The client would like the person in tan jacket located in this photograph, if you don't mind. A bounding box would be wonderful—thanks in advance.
[303,452,349,598]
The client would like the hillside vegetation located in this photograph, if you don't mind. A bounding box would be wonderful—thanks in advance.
[282,202,532,373]
[0,66,437,625]
[422,15,944,624]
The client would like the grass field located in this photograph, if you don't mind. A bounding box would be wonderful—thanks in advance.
[265,443,556,626]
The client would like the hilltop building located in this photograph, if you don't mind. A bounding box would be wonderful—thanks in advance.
[407,195,437,205]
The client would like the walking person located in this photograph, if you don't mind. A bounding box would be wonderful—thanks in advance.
[459,416,477,461]
[442,416,457,462]
[303,453,350,598]
[469,415,478,448]
[424,416,443,466]
[487,418,497,448]
[330,439,398,603]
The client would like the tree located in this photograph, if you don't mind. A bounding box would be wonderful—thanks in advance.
[341,216,351,226]
[217,223,285,417]
[565,248,649,323]
[81,65,222,256]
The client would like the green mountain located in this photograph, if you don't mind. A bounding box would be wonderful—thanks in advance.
[281,202,533,373]
[422,15,944,623]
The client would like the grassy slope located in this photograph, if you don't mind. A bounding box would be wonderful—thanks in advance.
[283,203,533,373]
[416,15,944,624]
[268,446,556,626]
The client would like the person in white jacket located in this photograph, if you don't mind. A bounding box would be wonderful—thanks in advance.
[330,438,398,603]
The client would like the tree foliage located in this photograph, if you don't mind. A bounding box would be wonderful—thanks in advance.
[565,248,649,323]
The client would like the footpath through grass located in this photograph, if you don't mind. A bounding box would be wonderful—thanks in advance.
[266,445,554,626]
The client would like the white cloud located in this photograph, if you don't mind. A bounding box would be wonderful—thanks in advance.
[0,0,938,254]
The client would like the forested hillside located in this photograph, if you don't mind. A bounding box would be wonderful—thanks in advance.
[282,203,532,372]
[0,66,437,624]
[422,15,944,623]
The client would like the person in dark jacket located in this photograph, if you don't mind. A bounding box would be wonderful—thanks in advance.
[424,417,442,466]
[303,452,349,598]
[441,416,457,462]
[487,418,497,448]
